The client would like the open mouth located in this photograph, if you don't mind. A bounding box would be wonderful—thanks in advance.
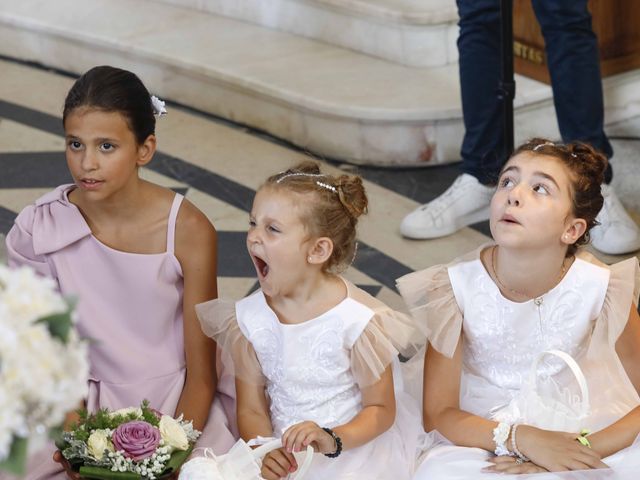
[253,254,270,279]
[80,179,104,189]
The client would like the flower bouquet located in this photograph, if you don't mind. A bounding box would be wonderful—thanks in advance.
[57,400,201,479]
[0,264,89,475]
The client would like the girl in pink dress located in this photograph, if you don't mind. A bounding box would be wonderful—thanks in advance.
[398,139,640,479]
[5,66,236,478]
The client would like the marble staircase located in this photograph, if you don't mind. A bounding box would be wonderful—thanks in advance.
[1,0,639,166]
[153,0,460,67]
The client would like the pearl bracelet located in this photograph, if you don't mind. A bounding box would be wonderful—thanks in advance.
[510,424,529,462]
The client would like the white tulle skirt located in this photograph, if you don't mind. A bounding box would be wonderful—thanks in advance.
[288,387,423,480]
[412,431,640,480]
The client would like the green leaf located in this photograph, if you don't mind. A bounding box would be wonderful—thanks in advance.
[35,310,73,343]
[0,437,28,475]
[76,446,193,480]
[79,465,141,480]
[49,425,64,442]
[161,445,194,476]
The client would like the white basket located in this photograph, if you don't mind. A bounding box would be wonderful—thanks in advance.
[179,438,314,480]
[492,349,590,432]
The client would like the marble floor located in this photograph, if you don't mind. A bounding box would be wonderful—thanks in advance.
[1,57,639,309]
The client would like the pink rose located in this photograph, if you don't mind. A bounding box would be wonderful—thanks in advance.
[112,421,160,461]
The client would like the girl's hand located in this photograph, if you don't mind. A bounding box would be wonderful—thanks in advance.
[282,421,335,454]
[517,425,608,471]
[53,450,81,480]
[261,448,297,480]
[484,456,548,474]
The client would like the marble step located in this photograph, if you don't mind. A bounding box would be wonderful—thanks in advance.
[1,0,639,166]
[153,0,460,67]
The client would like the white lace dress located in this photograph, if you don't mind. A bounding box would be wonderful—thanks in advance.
[197,278,424,480]
[397,245,640,479]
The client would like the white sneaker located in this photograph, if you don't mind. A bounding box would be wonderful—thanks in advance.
[590,184,640,255]
[400,173,493,239]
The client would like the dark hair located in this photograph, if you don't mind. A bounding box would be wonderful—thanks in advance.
[264,161,368,272]
[63,66,156,144]
[512,138,607,256]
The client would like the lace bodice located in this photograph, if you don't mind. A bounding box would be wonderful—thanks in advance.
[236,290,375,437]
[196,281,422,480]
[449,257,609,392]
[448,256,613,420]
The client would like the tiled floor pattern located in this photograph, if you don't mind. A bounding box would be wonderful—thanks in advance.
[1,57,639,310]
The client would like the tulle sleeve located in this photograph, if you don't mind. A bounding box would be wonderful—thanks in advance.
[396,263,463,359]
[196,298,266,386]
[346,282,424,359]
[351,312,401,388]
[588,255,640,356]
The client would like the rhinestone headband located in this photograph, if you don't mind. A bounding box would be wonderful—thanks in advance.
[276,172,338,194]
[532,141,578,158]
[532,141,554,151]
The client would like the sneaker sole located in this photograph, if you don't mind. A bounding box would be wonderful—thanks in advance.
[401,206,491,239]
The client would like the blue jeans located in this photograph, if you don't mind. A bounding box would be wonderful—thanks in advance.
[456,0,613,184]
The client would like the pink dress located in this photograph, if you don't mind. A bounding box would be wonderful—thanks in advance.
[5,184,236,479]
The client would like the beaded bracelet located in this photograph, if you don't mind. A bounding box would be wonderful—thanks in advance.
[322,427,342,458]
[492,422,512,456]
[510,424,530,462]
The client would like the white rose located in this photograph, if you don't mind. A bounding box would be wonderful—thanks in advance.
[159,415,189,451]
[87,429,114,460]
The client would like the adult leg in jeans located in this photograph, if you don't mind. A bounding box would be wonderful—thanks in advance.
[458,0,508,184]
[400,0,497,239]
[534,0,640,254]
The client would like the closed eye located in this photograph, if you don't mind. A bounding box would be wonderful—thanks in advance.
[267,225,281,233]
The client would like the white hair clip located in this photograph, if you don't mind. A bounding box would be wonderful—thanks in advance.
[533,141,554,151]
[571,153,578,158]
[151,95,167,116]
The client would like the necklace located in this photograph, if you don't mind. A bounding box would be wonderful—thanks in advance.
[491,245,569,300]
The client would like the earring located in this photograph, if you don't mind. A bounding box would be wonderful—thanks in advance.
[308,256,312,263]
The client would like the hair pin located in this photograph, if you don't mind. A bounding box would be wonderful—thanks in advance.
[350,241,359,266]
